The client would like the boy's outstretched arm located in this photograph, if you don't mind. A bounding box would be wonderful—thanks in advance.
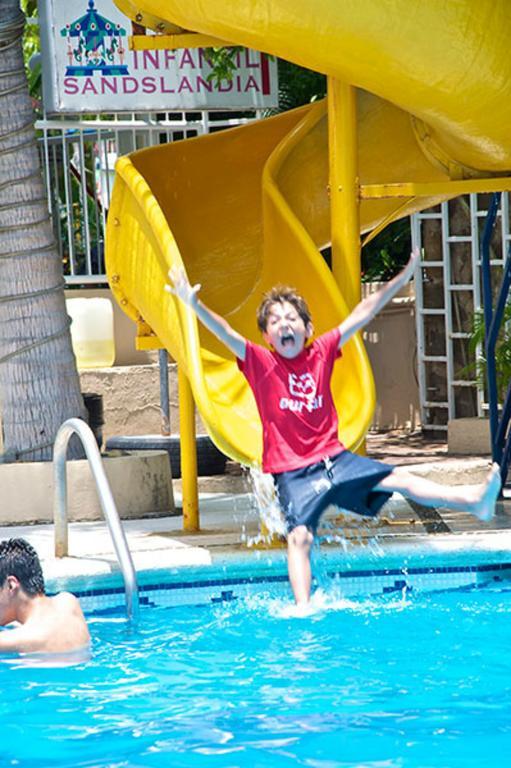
[165,266,247,361]
[337,247,420,347]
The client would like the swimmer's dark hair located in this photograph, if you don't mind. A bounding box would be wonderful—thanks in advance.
[0,538,45,596]
[256,285,312,333]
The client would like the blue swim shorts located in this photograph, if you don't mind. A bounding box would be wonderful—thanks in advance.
[273,450,395,534]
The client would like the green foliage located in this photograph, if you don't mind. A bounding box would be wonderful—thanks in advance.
[53,147,105,276]
[21,0,41,102]
[462,306,511,401]
[276,59,326,111]
[22,0,37,13]
[204,46,244,85]
[361,218,411,282]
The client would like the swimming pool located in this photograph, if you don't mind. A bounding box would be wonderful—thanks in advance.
[3,548,511,768]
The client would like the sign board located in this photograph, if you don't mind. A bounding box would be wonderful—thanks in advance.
[39,0,278,113]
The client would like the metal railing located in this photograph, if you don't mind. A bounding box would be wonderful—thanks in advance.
[481,193,511,487]
[53,418,139,622]
[36,110,262,285]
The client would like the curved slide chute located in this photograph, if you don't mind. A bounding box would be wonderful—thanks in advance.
[106,0,511,467]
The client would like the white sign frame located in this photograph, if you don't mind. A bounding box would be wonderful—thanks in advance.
[39,0,278,113]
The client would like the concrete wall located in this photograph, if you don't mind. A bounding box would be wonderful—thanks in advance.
[79,363,207,439]
[362,282,421,431]
[448,417,491,455]
[0,450,175,525]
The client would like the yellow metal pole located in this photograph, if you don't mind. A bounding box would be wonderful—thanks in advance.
[178,366,199,531]
[328,78,366,455]
[327,77,361,309]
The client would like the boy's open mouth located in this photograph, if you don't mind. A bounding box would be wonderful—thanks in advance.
[280,332,295,346]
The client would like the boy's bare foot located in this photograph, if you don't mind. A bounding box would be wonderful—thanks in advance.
[472,463,502,522]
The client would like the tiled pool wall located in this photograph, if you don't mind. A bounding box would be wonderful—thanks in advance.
[51,558,511,614]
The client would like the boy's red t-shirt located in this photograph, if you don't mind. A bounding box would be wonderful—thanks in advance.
[237,328,345,473]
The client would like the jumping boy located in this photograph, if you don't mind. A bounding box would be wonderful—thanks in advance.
[166,249,501,607]
[0,538,90,655]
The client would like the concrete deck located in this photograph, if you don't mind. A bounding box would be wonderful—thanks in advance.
[2,430,510,590]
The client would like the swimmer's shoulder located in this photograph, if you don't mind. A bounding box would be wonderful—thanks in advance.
[49,592,90,645]
[52,590,81,606]
[52,592,79,605]
[51,591,86,620]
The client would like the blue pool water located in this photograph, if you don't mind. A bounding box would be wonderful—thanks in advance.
[2,585,511,768]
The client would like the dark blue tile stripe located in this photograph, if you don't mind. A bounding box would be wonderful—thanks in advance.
[67,561,511,600]
[328,562,511,579]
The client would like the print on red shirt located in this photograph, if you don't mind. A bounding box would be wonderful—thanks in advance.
[237,328,344,473]
[280,372,323,413]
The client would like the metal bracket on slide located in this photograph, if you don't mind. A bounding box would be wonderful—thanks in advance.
[136,319,164,350]
[360,175,511,249]
[361,176,511,200]
[128,32,232,51]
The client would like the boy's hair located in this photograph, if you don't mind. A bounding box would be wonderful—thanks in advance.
[256,285,312,332]
[0,538,45,596]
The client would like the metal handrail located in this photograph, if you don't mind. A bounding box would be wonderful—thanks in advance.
[481,193,511,487]
[53,418,139,622]
[481,193,501,458]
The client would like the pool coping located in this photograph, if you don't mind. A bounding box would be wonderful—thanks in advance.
[0,456,510,604]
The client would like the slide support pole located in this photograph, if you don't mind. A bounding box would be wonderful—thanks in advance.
[327,77,361,309]
[178,366,199,531]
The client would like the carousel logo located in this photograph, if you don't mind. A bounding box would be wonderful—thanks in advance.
[60,0,129,77]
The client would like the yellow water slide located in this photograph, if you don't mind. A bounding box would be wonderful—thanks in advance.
[106,0,511,468]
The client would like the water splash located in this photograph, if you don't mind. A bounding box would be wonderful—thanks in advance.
[243,466,288,546]
[241,468,391,559]
[255,587,412,620]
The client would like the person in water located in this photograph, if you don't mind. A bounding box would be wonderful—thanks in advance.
[166,249,501,607]
[0,538,90,654]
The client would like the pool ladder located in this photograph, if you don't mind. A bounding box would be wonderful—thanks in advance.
[53,418,139,622]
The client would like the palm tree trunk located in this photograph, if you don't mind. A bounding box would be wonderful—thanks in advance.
[0,1,85,462]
